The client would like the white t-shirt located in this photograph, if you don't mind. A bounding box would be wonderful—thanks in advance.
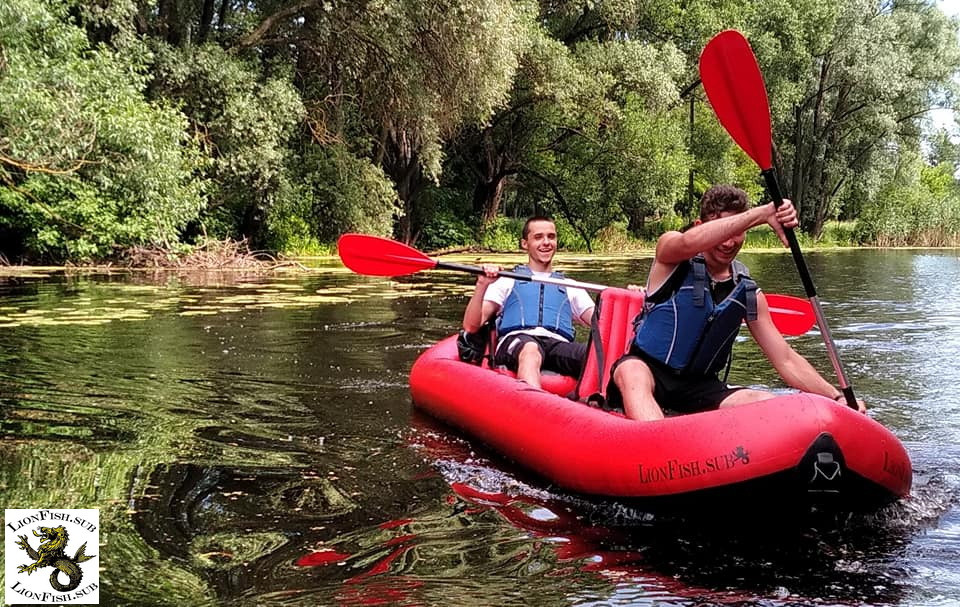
[483,272,595,343]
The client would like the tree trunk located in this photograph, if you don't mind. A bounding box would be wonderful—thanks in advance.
[166,0,184,46]
[381,130,427,245]
[217,0,230,32]
[470,129,517,227]
[156,0,170,40]
[523,169,593,252]
[626,208,646,235]
[241,200,267,247]
[473,177,506,226]
[198,0,216,42]
[790,105,804,215]
[235,0,317,49]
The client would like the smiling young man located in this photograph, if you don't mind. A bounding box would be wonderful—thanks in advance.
[608,185,864,421]
[461,216,595,388]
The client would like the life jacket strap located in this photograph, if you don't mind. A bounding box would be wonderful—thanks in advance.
[692,257,707,307]
[732,260,758,321]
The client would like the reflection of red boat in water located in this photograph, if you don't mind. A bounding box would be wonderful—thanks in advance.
[296,424,914,606]
[445,481,644,571]
[410,288,911,513]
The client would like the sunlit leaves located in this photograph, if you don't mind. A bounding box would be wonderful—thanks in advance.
[149,42,303,241]
[499,12,691,247]
[859,149,960,246]
[268,144,399,253]
[3,0,960,260]
[752,0,960,236]
[0,0,205,260]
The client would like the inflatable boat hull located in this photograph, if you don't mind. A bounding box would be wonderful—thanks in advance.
[410,336,911,512]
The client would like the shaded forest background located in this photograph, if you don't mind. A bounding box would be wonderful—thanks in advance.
[2,0,960,263]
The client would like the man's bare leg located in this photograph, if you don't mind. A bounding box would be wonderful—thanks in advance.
[516,341,544,389]
[613,359,664,421]
[718,388,777,407]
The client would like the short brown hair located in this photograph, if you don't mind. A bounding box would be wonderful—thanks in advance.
[700,185,749,221]
[521,215,555,240]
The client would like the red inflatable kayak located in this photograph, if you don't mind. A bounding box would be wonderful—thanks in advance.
[410,288,912,512]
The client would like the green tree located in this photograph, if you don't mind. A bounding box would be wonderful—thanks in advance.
[148,43,304,244]
[247,0,531,245]
[513,41,691,249]
[859,149,960,246]
[454,1,692,249]
[0,0,205,261]
[927,127,960,172]
[754,0,960,237]
[266,143,399,253]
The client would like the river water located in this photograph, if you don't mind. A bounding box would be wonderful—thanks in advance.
[0,249,958,607]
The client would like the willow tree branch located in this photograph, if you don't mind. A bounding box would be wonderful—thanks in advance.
[0,151,89,175]
[234,0,318,49]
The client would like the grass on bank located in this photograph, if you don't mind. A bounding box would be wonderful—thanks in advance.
[279,218,866,260]
[0,219,943,274]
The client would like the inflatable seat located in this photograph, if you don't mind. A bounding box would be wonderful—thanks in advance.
[575,287,646,405]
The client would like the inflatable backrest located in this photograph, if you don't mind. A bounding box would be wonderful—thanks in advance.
[575,287,646,404]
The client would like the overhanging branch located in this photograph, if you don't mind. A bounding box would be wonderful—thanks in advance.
[234,0,318,49]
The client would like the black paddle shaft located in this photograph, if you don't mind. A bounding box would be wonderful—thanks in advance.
[762,169,817,297]
[436,261,563,283]
[436,261,487,276]
[761,168,858,410]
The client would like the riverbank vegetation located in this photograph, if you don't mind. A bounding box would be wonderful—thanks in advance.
[2,0,960,264]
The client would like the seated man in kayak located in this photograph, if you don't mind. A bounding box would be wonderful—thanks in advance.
[609,184,865,421]
[461,216,595,389]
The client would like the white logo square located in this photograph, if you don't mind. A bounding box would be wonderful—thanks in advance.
[5,509,100,604]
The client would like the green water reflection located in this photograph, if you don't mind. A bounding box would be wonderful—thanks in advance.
[0,270,428,605]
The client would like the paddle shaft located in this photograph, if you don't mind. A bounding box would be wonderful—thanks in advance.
[762,169,856,409]
[336,233,814,335]
[436,260,607,292]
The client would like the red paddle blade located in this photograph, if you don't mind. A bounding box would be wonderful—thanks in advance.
[764,293,816,336]
[337,233,437,276]
[699,30,773,170]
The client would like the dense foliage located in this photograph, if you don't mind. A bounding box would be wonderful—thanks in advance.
[1,0,959,262]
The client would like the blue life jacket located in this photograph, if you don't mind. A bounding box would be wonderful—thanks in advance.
[497,265,575,341]
[632,256,757,376]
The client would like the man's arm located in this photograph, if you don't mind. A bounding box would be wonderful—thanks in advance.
[747,292,866,412]
[462,264,502,333]
[578,305,595,325]
[655,201,795,265]
[568,287,595,326]
[646,200,798,293]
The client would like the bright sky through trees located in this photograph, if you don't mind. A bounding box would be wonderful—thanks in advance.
[932,0,960,132]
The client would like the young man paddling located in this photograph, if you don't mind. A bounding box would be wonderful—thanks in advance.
[461,216,595,388]
[609,185,865,421]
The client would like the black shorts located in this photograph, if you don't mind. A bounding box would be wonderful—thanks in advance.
[605,345,744,414]
[495,333,587,378]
